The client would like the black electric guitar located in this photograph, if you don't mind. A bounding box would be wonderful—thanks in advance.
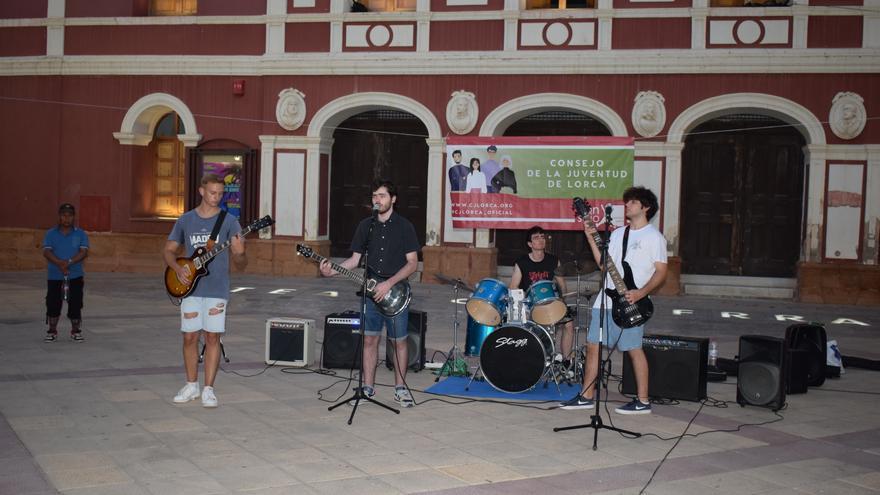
[296,244,412,317]
[573,197,653,328]
[165,215,274,300]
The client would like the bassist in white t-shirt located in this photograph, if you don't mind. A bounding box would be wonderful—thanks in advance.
[561,186,668,415]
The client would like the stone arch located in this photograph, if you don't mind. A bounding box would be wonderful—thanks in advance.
[667,93,825,145]
[478,93,628,137]
[308,92,442,140]
[113,92,202,147]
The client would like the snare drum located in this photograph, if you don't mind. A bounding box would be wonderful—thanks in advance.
[527,280,568,326]
[466,278,508,326]
[464,316,496,357]
[479,322,555,393]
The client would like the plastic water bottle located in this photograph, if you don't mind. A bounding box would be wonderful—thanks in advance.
[62,275,70,302]
[708,340,718,368]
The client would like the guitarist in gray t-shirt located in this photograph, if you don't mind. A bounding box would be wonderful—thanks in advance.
[163,174,246,409]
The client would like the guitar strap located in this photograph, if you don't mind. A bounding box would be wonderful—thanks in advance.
[207,210,227,250]
[621,226,630,262]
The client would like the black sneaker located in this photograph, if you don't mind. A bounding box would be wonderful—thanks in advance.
[43,331,57,343]
[559,393,595,410]
[615,399,651,415]
[70,331,84,343]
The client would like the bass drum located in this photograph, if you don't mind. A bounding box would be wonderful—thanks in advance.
[479,322,554,393]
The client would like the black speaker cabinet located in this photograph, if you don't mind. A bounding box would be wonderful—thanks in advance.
[622,335,708,402]
[386,310,427,372]
[265,317,316,367]
[784,323,826,388]
[737,335,787,411]
[321,311,363,369]
[786,348,810,394]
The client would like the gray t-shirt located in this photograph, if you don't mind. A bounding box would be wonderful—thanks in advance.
[168,210,242,299]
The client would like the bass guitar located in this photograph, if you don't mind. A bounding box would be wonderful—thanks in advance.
[572,197,653,328]
[165,215,274,300]
[296,244,411,317]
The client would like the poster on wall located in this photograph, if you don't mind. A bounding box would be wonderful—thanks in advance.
[203,160,243,218]
[445,136,634,230]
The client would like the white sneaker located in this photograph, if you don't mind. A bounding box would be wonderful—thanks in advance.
[201,386,218,408]
[173,382,200,403]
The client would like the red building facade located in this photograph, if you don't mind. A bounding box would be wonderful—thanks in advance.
[1,0,877,303]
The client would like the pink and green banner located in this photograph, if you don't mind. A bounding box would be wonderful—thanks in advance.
[445,136,634,230]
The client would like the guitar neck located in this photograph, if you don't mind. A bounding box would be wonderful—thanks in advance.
[200,225,253,264]
[584,222,629,295]
[306,252,366,286]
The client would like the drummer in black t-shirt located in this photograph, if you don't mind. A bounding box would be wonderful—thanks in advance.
[509,225,576,364]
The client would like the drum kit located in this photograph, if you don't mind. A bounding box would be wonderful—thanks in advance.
[436,263,594,395]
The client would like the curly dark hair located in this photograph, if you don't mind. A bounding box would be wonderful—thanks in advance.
[623,186,659,220]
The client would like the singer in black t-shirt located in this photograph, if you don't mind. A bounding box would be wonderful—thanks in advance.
[509,225,576,361]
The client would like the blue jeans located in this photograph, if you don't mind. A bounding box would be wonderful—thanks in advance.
[363,299,409,341]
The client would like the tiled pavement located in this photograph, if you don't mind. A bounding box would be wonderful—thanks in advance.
[0,271,878,495]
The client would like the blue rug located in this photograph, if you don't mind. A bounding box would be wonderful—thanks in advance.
[425,376,579,402]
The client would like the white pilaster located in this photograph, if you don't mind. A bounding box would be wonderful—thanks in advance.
[330,22,343,53]
[266,0,287,55]
[597,14,612,51]
[691,10,707,50]
[417,19,430,52]
[46,0,65,57]
[426,138,445,246]
[804,144,827,262]
[504,18,518,52]
[866,0,880,48]
[661,143,684,254]
[258,136,277,239]
[792,5,808,49]
[863,145,880,263]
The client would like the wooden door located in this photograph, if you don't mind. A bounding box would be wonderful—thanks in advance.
[329,111,428,258]
[496,111,611,269]
[681,116,805,277]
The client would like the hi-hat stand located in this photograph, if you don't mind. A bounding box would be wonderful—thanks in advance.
[434,275,470,381]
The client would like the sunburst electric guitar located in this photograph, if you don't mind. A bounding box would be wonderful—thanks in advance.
[164,215,274,300]
[573,197,653,328]
[296,243,412,317]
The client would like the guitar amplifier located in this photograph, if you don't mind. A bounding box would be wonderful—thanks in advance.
[623,334,708,402]
[265,317,316,367]
[322,311,363,369]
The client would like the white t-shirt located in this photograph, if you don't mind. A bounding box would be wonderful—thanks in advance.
[593,223,668,309]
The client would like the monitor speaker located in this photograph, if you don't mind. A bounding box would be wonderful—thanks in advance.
[321,311,362,369]
[784,323,826,388]
[265,318,316,367]
[622,335,708,402]
[385,310,428,372]
[737,335,787,411]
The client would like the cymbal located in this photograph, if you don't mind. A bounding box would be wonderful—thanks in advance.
[434,273,475,292]
[555,259,598,277]
[562,289,594,298]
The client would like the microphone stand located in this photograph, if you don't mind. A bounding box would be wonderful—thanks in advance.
[435,278,466,382]
[328,206,400,423]
[554,206,639,449]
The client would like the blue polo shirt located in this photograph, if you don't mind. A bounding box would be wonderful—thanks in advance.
[43,226,90,280]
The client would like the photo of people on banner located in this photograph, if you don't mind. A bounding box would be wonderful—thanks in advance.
[446,137,635,230]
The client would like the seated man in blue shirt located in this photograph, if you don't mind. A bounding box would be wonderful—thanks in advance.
[42,203,90,342]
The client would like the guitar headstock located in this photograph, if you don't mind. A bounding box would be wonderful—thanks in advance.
[252,215,275,231]
[572,197,591,221]
[296,244,314,258]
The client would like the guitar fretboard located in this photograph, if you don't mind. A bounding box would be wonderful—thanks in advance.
[580,212,629,296]
[198,225,255,265]
[302,251,366,286]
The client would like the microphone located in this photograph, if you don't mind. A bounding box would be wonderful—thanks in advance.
[605,205,613,216]
[372,203,381,216]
